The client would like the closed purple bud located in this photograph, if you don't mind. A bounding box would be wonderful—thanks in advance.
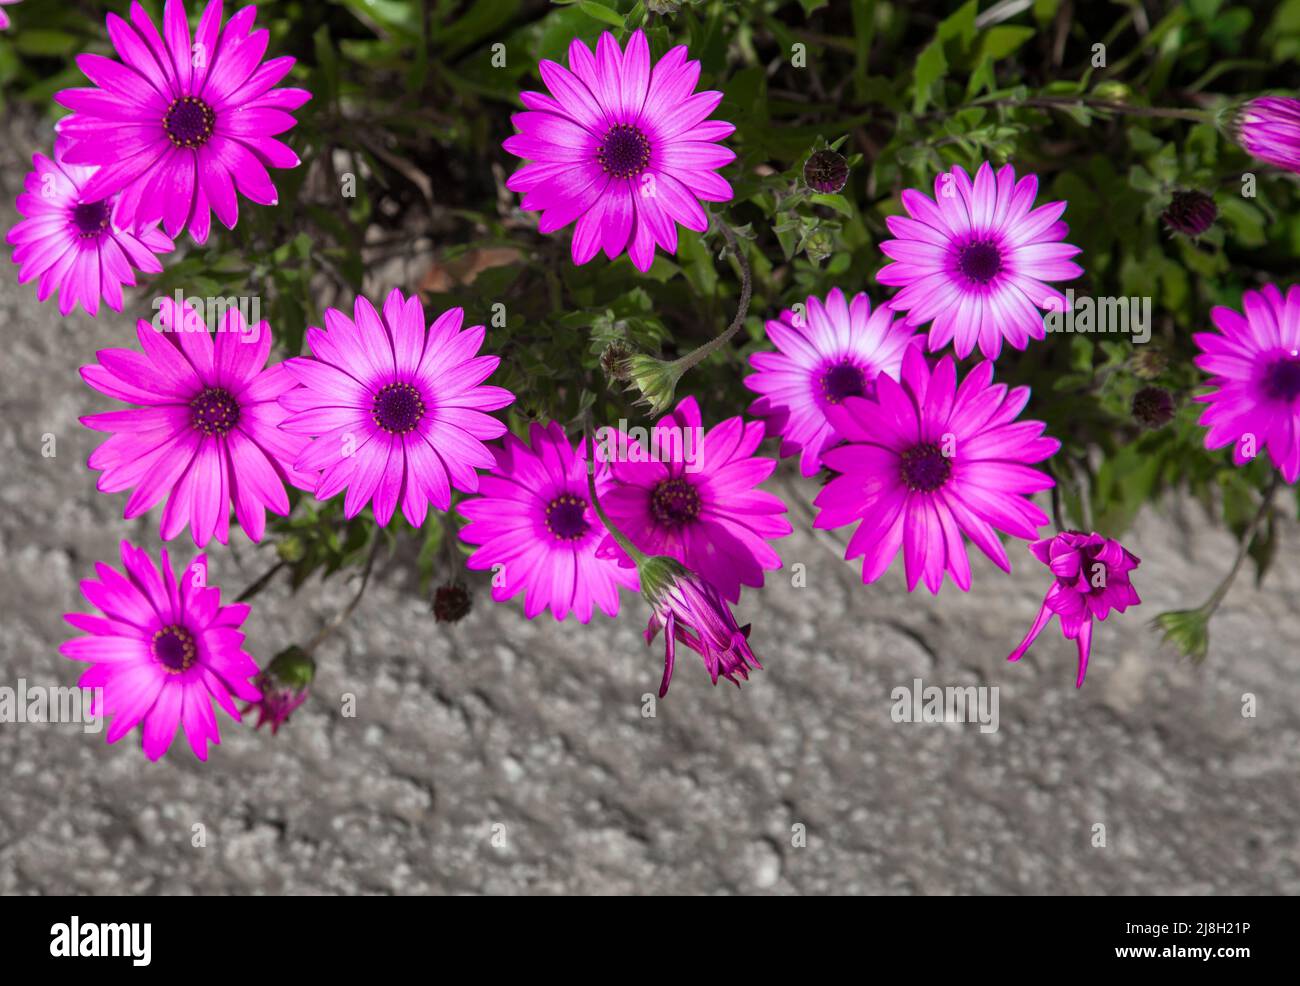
[1161,190,1216,237]
[804,149,849,194]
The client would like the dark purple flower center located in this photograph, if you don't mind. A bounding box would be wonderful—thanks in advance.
[545,493,589,541]
[163,96,216,149]
[1262,356,1300,402]
[152,624,197,674]
[371,382,426,434]
[190,387,240,437]
[820,361,870,404]
[899,442,952,493]
[650,477,701,527]
[71,200,110,239]
[597,124,652,180]
[957,239,1003,284]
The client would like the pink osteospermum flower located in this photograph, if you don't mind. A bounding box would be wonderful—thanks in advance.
[813,347,1060,594]
[7,149,174,317]
[458,421,640,622]
[1007,532,1141,688]
[744,287,921,477]
[0,1,22,31]
[503,29,735,272]
[54,0,310,245]
[60,542,262,761]
[878,161,1083,360]
[279,289,514,527]
[80,299,314,547]
[1235,97,1300,174]
[595,395,790,603]
[1193,283,1300,482]
[639,556,761,698]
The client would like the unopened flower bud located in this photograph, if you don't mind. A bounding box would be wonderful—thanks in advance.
[624,353,683,418]
[433,580,472,623]
[600,340,633,383]
[1152,608,1210,664]
[1132,386,1176,429]
[803,228,835,263]
[804,149,849,194]
[1162,190,1217,237]
[1130,348,1167,380]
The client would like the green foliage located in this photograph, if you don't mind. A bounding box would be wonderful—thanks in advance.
[5,0,1299,599]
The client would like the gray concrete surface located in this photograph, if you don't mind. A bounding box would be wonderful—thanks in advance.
[1,122,1298,896]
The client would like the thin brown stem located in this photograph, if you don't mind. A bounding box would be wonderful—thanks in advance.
[582,418,646,567]
[304,535,382,654]
[235,561,285,603]
[921,95,1213,124]
[666,214,753,378]
[1202,472,1281,614]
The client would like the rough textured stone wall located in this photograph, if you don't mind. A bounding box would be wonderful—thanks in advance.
[1,123,1296,897]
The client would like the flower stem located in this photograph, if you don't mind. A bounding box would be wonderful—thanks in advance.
[1019,97,1213,122]
[1050,482,1066,534]
[664,212,753,379]
[582,419,647,566]
[304,534,382,654]
[929,95,1215,123]
[235,560,285,603]
[1200,471,1281,615]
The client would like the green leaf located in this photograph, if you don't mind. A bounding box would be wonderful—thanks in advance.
[536,6,606,64]
[1218,197,1266,247]
[13,31,78,57]
[809,193,855,218]
[912,41,947,114]
[977,26,1035,62]
[577,0,626,30]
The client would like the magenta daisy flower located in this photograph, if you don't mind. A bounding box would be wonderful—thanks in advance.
[1193,283,1300,481]
[54,0,310,245]
[458,421,640,621]
[744,287,920,477]
[813,347,1059,594]
[279,289,514,527]
[80,299,314,546]
[503,29,735,272]
[7,149,174,317]
[639,556,761,698]
[877,162,1082,360]
[0,1,21,31]
[60,542,262,761]
[595,396,790,603]
[1007,532,1141,687]
[1236,97,1300,174]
